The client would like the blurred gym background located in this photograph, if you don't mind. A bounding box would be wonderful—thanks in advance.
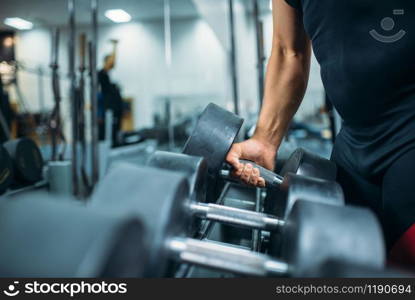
[0,0,338,164]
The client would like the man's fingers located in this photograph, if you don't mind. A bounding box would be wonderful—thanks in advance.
[232,164,266,187]
[257,177,266,187]
[226,151,243,174]
[241,163,254,184]
[249,167,260,186]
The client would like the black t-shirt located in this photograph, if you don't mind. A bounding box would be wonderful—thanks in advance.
[285,0,415,177]
[98,69,123,117]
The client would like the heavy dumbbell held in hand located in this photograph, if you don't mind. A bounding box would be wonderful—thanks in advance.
[182,103,337,187]
[147,151,344,230]
[146,151,344,232]
[91,163,385,277]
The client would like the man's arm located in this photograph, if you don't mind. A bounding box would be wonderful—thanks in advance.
[109,39,118,65]
[226,0,311,186]
[255,0,310,148]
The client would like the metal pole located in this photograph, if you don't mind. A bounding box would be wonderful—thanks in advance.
[90,0,100,186]
[78,33,91,196]
[228,0,239,115]
[253,0,265,106]
[37,67,45,115]
[50,29,60,161]
[163,0,175,150]
[68,0,79,196]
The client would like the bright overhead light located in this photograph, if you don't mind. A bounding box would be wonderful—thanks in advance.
[269,0,273,10]
[4,17,33,30]
[105,9,131,23]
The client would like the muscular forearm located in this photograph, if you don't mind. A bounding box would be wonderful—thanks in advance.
[254,43,311,149]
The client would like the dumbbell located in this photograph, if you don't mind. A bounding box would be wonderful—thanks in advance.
[0,145,14,194]
[182,103,337,188]
[0,192,145,277]
[147,151,344,232]
[3,138,44,185]
[91,163,385,277]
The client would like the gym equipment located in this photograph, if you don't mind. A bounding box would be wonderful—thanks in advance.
[0,145,13,194]
[3,138,44,184]
[48,160,72,195]
[147,151,208,203]
[147,151,344,223]
[280,147,336,180]
[0,192,145,277]
[183,103,243,178]
[91,164,385,277]
[49,28,67,162]
[183,103,337,188]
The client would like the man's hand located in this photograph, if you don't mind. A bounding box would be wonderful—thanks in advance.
[225,138,277,187]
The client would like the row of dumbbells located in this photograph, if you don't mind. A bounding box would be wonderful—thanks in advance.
[85,103,385,277]
[0,150,386,277]
[0,104,402,277]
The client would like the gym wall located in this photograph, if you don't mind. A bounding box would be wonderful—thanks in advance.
[10,0,325,141]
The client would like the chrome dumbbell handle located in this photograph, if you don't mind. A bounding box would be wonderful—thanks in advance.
[190,202,284,232]
[167,237,289,277]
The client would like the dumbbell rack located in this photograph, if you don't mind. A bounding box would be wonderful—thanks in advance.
[176,181,267,278]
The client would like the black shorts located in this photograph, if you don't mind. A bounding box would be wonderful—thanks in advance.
[332,143,415,251]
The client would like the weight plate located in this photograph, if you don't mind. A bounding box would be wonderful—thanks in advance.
[4,138,44,184]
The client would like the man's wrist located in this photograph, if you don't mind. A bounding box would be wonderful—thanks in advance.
[252,131,282,150]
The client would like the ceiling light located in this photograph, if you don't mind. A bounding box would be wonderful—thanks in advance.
[105,9,131,23]
[4,17,33,30]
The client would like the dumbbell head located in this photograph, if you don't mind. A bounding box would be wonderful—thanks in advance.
[279,173,344,219]
[281,200,385,277]
[91,163,190,277]
[3,138,44,184]
[0,145,13,194]
[147,151,208,203]
[183,103,243,178]
[0,192,145,277]
[281,148,337,181]
[263,172,344,221]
